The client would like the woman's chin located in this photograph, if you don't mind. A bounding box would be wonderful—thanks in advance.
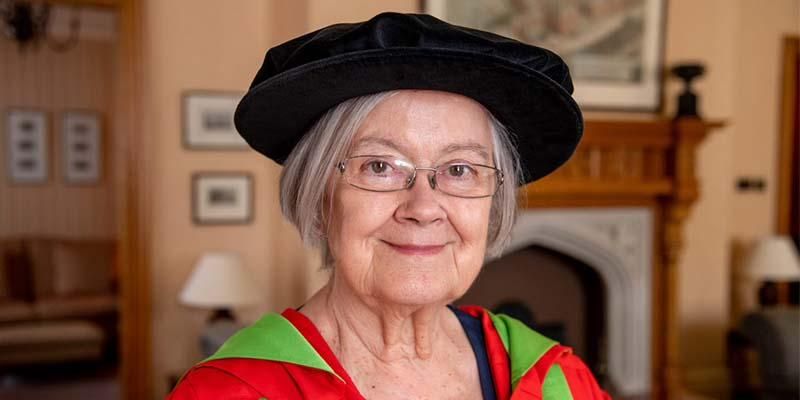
[372,272,459,307]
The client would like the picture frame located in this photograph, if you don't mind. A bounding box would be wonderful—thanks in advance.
[192,172,254,225]
[6,109,48,184]
[422,0,666,111]
[182,91,249,150]
[62,111,103,184]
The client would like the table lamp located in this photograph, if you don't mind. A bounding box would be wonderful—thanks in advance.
[742,236,800,306]
[179,252,261,357]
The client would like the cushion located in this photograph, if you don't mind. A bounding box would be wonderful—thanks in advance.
[0,320,104,366]
[0,256,11,301]
[51,241,114,296]
[0,239,27,301]
[0,243,7,300]
[0,300,36,323]
[740,308,800,390]
[0,320,103,345]
[3,244,35,302]
[34,294,117,319]
[27,239,55,298]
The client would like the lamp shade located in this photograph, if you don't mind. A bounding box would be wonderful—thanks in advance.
[742,236,800,280]
[179,252,261,308]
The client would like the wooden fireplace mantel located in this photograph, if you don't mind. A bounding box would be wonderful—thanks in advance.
[519,115,724,400]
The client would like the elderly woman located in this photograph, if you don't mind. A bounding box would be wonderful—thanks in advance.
[169,12,610,400]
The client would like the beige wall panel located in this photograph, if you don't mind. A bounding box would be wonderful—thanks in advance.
[142,0,319,396]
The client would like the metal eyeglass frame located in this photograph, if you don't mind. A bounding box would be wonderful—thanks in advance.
[336,155,504,199]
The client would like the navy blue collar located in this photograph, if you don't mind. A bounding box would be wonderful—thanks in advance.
[449,305,497,400]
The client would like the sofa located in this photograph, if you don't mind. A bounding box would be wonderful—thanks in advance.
[0,238,118,368]
[728,307,800,400]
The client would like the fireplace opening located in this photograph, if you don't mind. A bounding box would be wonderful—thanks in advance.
[457,245,608,382]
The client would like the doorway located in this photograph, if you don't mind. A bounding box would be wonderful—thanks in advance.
[0,1,149,399]
[777,36,799,243]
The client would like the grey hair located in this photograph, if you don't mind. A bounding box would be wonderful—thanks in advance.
[280,90,521,266]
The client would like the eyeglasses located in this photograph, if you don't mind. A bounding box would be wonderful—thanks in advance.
[336,155,503,199]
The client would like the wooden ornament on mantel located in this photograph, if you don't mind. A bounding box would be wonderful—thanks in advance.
[520,115,724,400]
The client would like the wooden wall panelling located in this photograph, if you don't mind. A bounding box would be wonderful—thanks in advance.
[661,118,711,400]
[651,202,666,400]
[109,0,151,398]
[777,36,799,235]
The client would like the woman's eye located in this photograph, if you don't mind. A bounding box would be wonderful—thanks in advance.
[365,160,390,174]
[447,164,474,177]
[449,165,464,176]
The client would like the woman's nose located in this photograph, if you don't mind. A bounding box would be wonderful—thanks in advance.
[395,172,445,225]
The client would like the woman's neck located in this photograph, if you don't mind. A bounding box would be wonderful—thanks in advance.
[299,276,483,400]
[300,276,458,363]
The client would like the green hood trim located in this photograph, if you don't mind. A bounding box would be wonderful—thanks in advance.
[204,313,344,382]
[488,312,559,390]
[542,364,574,400]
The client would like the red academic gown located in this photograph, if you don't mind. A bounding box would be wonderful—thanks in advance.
[168,306,611,400]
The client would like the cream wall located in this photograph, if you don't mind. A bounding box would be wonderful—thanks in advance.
[142,1,305,396]
[306,0,417,28]
[142,0,799,398]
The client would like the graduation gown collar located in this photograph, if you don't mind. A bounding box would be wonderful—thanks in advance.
[203,310,346,383]
[203,306,559,390]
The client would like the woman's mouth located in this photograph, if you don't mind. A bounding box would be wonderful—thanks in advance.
[382,241,446,256]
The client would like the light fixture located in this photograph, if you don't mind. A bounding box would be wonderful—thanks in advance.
[743,236,800,306]
[180,252,261,357]
[743,236,800,280]
[1,0,80,52]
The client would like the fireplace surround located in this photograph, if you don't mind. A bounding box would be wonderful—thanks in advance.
[485,208,654,397]
[503,116,723,400]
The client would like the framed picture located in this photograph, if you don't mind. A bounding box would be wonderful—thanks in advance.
[183,91,249,150]
[192,172,253,225]
[62,111,102,184]
[423,0,666,111]
[6,109,48,184]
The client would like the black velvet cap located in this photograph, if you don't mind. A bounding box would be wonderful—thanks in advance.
[234,12,583,184]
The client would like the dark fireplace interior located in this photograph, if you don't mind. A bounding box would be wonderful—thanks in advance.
[457,245,608,382]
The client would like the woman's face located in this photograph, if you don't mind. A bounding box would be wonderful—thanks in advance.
[327,90,494,307]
